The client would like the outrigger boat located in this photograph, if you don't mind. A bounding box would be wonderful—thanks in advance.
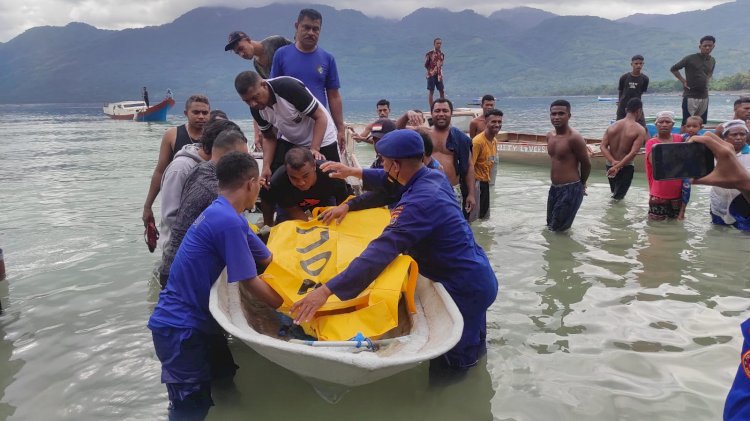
[102,96,175,122]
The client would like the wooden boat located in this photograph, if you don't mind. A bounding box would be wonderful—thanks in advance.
[496,131,646,172]
[102,96,175,122]
[209,271,463,391]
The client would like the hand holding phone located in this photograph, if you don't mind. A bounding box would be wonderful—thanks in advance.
[652,142,715,180]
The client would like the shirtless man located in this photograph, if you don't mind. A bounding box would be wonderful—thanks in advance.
[716,97,750,140]
[142,95,210,229]
[469,95,496,138]
[396,98,476,218]
[546,99,591,231]
[600,98,647,200]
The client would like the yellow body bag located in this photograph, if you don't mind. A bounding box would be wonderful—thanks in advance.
[261,207,417,341]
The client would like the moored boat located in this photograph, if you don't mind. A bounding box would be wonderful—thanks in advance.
[103,96,175,122]
[597,96,618,102]
[496,131,646,172]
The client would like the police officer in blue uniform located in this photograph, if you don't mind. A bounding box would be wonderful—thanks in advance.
[725,319,750,420]
[291,129,498,370]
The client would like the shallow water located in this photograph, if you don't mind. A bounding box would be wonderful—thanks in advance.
[0,95,747,420]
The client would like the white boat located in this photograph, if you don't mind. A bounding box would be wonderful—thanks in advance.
[209,270,463,397]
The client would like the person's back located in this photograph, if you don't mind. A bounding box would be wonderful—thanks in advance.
[604,119,643,163]
[160,144,206,245]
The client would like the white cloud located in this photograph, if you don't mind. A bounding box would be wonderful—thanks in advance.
[0,0,732,43]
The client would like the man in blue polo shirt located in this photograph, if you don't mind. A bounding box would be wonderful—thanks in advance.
[292,130,498,372]
[271,8,345,150]
[148,152,282,420]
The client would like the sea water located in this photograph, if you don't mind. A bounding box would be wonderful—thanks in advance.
[0,94,747,420]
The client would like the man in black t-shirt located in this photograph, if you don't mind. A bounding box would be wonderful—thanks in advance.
[269,148,348,224]
[617,55,649,126]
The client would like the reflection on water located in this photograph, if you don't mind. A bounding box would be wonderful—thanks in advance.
[0,97,747,420]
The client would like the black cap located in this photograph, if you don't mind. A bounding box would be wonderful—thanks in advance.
[225,31,249,51]
[370,118,397,139]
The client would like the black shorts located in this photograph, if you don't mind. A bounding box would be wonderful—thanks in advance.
[427,75,444,92]
[606,164,635,200]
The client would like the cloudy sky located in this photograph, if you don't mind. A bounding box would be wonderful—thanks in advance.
[0,0,729,43]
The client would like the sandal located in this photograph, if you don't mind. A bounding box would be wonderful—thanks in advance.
[144,221,159,253]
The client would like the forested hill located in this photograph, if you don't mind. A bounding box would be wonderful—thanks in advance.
[0,1,748,103]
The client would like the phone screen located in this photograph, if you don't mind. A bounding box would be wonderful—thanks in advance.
[652,142,715,180]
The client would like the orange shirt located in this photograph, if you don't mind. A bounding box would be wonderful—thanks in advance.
[471,132,497,182]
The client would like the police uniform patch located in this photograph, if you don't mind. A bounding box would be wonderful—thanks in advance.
[742,349,750,379]
[389,205,404,226]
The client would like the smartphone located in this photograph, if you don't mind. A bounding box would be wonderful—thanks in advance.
[652,142,714,180]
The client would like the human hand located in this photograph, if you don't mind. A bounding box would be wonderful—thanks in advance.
[318,203,349,225]
[407,110,425,127]
[142,207,155,228]
[310,149,325,161]
[682,80,690,90]
[691,132,750,192]
[261,166,272,188]
[337,131,346,153]
[464,194,476,213]
[320,161,357,179]
[607,165,620,178]
[290,284,332,324]
[253,138,263,153]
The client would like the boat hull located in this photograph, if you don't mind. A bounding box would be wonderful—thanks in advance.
[209,271,463,387]
[496,132,645,172]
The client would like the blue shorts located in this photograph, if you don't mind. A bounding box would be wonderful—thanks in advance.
[427,75,444,92]
[151,327,238,405]
[547,181,584,231]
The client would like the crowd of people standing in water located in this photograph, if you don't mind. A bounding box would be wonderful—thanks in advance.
[133,8,750,418]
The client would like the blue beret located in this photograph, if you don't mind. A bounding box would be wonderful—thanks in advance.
[375,129,425,159]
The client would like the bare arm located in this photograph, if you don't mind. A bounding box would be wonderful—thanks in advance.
[309,106,328,160]
[261,132,277,188]
[283,206,309,222]
[239,276,283,309]
[464,150,477,213]
[142,128,176,226]
[671,69,689,90]
[572,134,592,186]
[618,128,646,167]
[469,120,479,139]
[599,127,617,164]
[396,110,425,129]
[327,89,346,151]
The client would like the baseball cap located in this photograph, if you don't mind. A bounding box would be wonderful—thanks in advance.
[375,129,425,159]
[370,118,397,140]
[225,31,249,51]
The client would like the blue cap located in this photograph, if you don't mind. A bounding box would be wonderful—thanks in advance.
[375,129,425,159]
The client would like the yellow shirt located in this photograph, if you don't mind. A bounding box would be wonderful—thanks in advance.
[471,132,497,182]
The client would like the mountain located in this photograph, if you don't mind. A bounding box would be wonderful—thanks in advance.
[489,7,558,31]
[0,2,748,103]
[617,0,750,42]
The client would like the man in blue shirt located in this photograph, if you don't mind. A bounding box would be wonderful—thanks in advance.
[292,130,498,371]
[271,8,345,150]
[148,152,282,420]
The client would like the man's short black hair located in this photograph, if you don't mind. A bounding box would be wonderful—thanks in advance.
[201,119,243,155]
[432,98,453,112]
[185,95,209,111]
[735,97,750,107]
[485,109,504,119]
[376,99,390,108]
[550,99,571,111]
[298,8,322,23]
[625,98,643,113]
[434,38,441,44]
[284,147,315,170]
[217,152,258,190]
[212,129,247,152]
[700,35,716,44]
[481,94,495,104]
[631,54,644,62]
[234,71,262,95]
[208,110,228,123]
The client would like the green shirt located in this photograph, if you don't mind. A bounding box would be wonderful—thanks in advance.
[670,53,716,99]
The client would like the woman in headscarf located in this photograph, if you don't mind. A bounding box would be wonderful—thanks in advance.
[709,119,750,230]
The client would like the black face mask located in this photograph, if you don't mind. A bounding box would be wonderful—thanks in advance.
[385,161,401,185]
